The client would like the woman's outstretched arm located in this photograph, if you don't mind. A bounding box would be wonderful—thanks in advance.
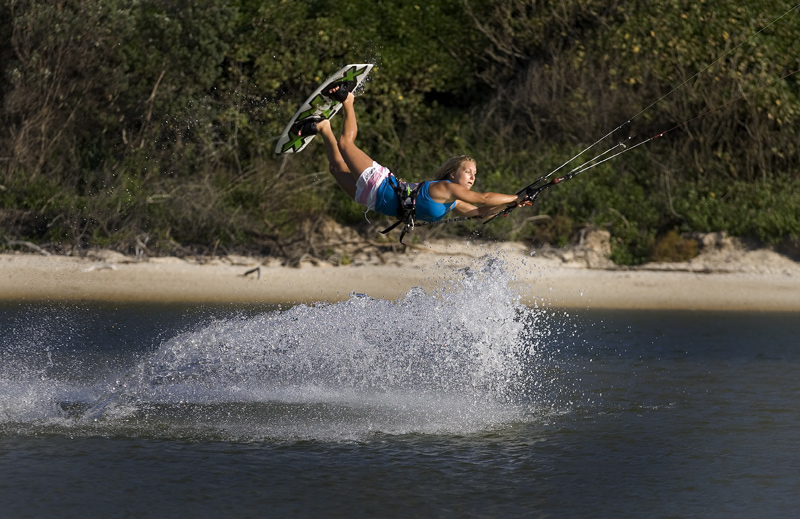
[430,181,527,218]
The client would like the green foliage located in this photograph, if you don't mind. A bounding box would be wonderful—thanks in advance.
[1,0,799,263]
[677,178,800,244]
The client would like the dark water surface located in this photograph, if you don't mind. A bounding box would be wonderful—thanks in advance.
[2,263,798,518]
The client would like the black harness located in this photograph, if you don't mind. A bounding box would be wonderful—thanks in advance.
[379,174,425,244]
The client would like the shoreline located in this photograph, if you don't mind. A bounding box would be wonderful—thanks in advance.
[2,240,799,311]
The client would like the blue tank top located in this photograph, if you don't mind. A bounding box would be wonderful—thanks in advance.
[374,178,457,222]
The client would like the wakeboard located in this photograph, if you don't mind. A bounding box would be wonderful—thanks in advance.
[274,63,373,155]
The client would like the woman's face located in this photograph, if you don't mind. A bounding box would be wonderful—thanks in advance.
[450,161,477,190]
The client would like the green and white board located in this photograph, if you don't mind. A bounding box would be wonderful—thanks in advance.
[274,63,373,155]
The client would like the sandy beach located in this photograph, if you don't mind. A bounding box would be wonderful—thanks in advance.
[2,236,799,311]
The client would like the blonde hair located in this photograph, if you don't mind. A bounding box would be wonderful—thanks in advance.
[431,155,475,181]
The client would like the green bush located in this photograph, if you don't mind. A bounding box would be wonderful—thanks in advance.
[1,0,798,263]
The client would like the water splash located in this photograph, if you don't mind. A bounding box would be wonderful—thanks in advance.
[1,256,571,441]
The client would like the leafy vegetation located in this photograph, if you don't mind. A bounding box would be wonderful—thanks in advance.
[1,0,798,263]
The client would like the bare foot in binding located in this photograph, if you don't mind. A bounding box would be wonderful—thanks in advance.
[291,115,325,137]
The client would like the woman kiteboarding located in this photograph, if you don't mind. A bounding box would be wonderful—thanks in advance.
[292,83,529,233]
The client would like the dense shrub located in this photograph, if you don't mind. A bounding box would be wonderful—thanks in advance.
[1,0,798,263]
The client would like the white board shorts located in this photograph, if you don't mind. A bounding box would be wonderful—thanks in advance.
[354,161,391,210]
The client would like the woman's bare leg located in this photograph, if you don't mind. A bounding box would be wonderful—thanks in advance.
[316,119,357,199]
[336,92,375,176]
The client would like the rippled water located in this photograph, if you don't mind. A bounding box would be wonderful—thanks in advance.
[2,258,798,518]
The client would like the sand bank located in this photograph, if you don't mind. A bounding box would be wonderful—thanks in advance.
[1,240,799,311]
